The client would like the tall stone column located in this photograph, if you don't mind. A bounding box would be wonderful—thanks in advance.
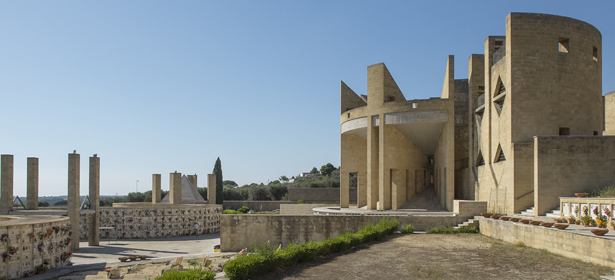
[68,153,80,250]
[378,117,391,210]
[27,157,39,210]
[340,172,349,208]
[366,119,379,210]
[187,174,197,188]
[207,174,216,204]
[0,155,14,215]
[88,155,100,246]
[169,172,181,204]
[357,172,367,208]
[152,174,161,204]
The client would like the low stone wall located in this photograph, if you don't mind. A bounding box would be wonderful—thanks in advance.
[79,204,222,240]
[280,204,335,215]
[288,188,357,204]
[453,200,488,221]
[222,201,295,211]
[480,217,615,267]
[0,215,72,279]
[220,214,461,251]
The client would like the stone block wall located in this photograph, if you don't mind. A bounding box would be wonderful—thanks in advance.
[78,204,221,240]
[0,216,72,279]
[279,204,335,215]
[288,188,357,204]
[453,200,487,220]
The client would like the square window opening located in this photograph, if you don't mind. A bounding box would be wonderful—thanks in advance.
[559,127,570,136]
[412,103,418,109]
[594,131,599,136]
[559,38,569,53]
[388,96,395,102]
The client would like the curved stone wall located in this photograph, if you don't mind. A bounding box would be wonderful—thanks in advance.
[0,215,71,279]
[79,204,222,240]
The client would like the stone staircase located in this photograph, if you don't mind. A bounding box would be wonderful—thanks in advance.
[516,206,560,218]
[454,216,479,229]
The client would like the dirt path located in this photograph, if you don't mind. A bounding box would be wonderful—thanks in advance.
[252,233,613,280]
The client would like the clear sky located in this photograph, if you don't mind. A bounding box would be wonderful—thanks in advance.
[1,1,614,196]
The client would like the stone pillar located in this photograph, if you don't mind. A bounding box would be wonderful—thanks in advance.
[358,172,367,208]
[1,155,14,215]
[340,171,349,208]
[366,120,379,210]
[152,174,161,204]
[169,172,181,204]
[88,155,100,246]
[378,117,391,210]
[187,174,197,188]
[68,153,80,250]
[26,157,39,210]
[207,174,216,204]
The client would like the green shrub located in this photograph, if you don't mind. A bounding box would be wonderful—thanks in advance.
[224,217,399,280]
[155,267,215,280]
[426,227,456,234]
[401,224,415,234]
[223,210,238,214]
[456,226,479,233]
[517,241,525,247]
[297,199,304,204]
[237,206,250,213]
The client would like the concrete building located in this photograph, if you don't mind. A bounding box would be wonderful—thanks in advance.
[340,13,613,215]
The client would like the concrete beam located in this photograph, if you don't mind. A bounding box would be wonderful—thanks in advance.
[88,155,100,246]
[68,153,80,250]
[152,174,161,203]
[27,157,39,210]
[207,174,216,204]
[1,155,14,215]
[169,172,181,204]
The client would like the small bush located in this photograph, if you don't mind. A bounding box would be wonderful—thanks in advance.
[155,267,215,280]
[237,206,250,213]
[223,210,238,214]
[224,217,399,280]
[426,227,456,234]
[456,226,479,234]
[517,241,525,247]
[401,224,415,234]
[297,199,304,204]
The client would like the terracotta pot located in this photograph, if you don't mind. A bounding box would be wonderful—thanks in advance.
[129,256,138,261]
[491,215,501,219]
[575,193,589,197]
[118,257,129,262]
[520,219,531,224]
[139,255,148,260]
[590,229,609,236]
[510,218,520,222]
[567,219,575,224]
[554,223,569,230]
[500,216,510,221]
[530,221,542,225]
[575,221,580,225]
[480,213,492,218]
[541,222,554,227]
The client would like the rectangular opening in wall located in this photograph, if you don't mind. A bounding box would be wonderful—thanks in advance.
[388,96,395,102]
[558,38,569,53]
[593,46,598,61]
[412,102,418,109]
[559,127,571,135]
[347,113,350,118]
[349,173,357,189]
[594,131,599,136]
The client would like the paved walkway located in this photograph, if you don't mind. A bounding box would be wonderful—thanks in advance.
[32,233,224,280]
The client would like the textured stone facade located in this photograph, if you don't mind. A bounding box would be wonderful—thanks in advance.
[340,13,614,216]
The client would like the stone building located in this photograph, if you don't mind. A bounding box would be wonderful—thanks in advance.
[339,13,614,215]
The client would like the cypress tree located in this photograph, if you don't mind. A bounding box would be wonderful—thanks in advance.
[213,157,223,204]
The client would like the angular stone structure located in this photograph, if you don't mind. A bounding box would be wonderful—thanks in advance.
[88,155,100,246]
[27,157,38,210]
[207,174,216,204]
[68,153,80,250]
[152,174,162,204]
[161,175,205,204]
[187,174,197,189]
[169,172,181,204]
[0,155,13,215]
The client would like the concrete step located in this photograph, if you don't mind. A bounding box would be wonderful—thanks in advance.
[454,217,479,229]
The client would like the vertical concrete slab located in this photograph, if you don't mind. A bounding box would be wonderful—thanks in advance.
[152,174,161,204]
[88,155,100,246]
[207,174,216,204]
[358,171,367,207]
[169,172,181,204]
[340,171,349,208]
[378,118,391,210]
[1,155,14,215]
[367,121,379,210]
[187,174,197,188]
[68,153,80,250]
[391,169,406,210]
[27,157,39,210]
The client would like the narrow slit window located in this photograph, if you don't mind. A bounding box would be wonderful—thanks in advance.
[494,145,506,163]
[559,127,570,136]
[593,46,598,61]
[347,113,350,118]
[559,38,569,53]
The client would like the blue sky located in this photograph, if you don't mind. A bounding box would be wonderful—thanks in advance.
[1,1,614,196]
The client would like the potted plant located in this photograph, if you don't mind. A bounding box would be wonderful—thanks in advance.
[566,216,575,224]
[581,215,594,227]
